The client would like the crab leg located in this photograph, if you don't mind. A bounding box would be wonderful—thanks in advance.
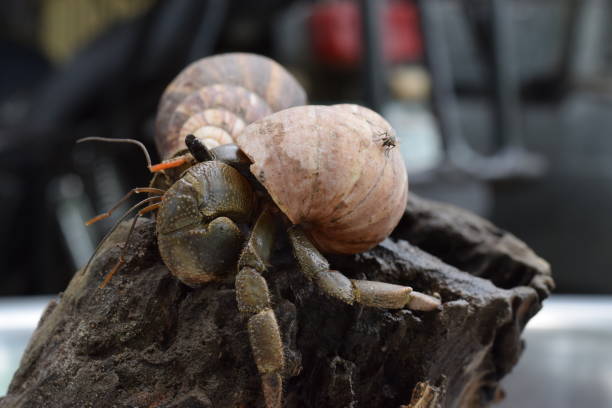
[235,208,283,408]
[288,227,441,311]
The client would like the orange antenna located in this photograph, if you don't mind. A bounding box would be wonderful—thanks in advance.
[77,136,191,173]
[85,187,165,226]
[149,156,189,172]
[82,195,162,283]
[77,137,155,171]
[98,201,161,288]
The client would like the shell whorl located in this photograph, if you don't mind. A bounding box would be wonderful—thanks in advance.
[236,104,408,255]
[163,84,273,157]
[155,53,307,159]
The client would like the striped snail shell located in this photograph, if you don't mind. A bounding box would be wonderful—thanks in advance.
[155,53,307,160]
[235,104,408,255]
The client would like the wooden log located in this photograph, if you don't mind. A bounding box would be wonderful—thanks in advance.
[0,194,552,408]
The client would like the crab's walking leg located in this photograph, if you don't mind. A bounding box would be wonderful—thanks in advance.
[235,208,283,408]
[288,227,441,311]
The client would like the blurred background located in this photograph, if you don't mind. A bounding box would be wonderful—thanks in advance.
[0,0,611,406]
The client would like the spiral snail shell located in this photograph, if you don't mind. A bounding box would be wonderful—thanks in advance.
[236,104,408,255]
[155,53,307,159]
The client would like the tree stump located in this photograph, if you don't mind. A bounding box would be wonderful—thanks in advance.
[0,195,553,408]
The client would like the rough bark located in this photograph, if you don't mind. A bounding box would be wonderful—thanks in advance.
[0,194,553,408]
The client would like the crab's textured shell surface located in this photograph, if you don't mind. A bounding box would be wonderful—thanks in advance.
[155,53,307,159]
[236,105,408,254]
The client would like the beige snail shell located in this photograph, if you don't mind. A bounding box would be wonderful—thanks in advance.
[236,104,408,254]
[155,53,307,159]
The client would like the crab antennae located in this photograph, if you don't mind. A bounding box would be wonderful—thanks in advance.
[82,195,162,280]
[149,156,189,172]
[98,202,161,288]
[77,137,153,170]
[99,248,127,289]
[85,187,165,226]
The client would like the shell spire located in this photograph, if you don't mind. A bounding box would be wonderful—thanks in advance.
[155,53,307,160]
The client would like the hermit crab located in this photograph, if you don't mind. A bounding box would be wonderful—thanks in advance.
[82,53,441,408]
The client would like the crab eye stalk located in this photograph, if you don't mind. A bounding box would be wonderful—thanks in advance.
[185,134,215,162]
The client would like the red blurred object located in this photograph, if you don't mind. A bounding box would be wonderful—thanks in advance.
[310,0,422,67]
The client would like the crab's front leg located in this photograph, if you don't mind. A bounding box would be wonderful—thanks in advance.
[288,227,441,311]
[235,207,284,408]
